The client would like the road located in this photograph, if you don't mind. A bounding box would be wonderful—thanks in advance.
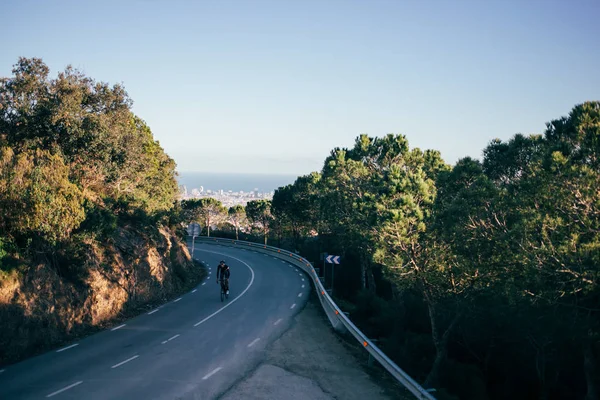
[0,242,310,399]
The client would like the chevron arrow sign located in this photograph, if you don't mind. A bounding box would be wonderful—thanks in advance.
[325,255,340,264]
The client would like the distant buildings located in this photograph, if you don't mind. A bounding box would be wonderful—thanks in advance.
[178,187,274,206]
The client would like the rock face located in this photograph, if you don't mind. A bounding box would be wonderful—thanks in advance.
[0,226,203,366]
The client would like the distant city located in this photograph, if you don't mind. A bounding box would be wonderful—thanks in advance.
[178,185,273,207]
[176,172,298,207]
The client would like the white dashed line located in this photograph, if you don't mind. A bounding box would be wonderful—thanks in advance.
[161,334,180,344]
[173,297,182,303]
[148,309,160,315]
[248,338,261,348]
[302,278,304,281]
[0,369,5,374]
[111,355,139,369]
[56,343,78,353]
[202,282,206,286]
[202,367,222,380]
[111,324,126,331]
[192,289,197,293]
[291,303,296,309]
[298,293,303,297]
[302,285,305,288]
[274,318,283,326]
[193,250,255,327]
[46,381,83,398]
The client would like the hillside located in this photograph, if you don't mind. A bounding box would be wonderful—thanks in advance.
[0,225,203,365]
[0,58,202,366]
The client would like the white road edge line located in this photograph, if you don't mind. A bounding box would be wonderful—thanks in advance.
[56,343,79,353]
[192,289,197,293]
[202,367,223,380]
[161,334,180,344]
[248,338,261,348]
[291,303,296,309]
[173,297,182,303]
[111,324,126,331]
[193,250,256,327]
[274,318,283,326]
[46,381,83,398]
[111,355,139,369]
[148,309,160,315]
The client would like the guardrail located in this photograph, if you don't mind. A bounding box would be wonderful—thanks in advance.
[195,236,436,400]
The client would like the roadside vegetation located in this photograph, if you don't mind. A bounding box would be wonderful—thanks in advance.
[203,102,600,400]
[0,58,202,365]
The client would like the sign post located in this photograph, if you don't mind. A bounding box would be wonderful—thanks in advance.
[325,255,341,296]
[320,252,328,278]
[187,223,201,255]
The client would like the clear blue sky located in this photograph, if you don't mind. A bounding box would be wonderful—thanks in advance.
[2,0,599,175]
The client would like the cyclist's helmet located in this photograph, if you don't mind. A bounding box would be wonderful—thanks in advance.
[220,260,225,265]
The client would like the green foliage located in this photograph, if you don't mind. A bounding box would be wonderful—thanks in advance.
[246,199,273,244]
[0,57,178,268]
[0,145,85,247]
[181,198,226,237]
[0,57,178,217]
[254,102,600,400]
[227,204,248,240]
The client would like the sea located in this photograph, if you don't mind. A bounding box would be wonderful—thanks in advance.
[176,171,298,194]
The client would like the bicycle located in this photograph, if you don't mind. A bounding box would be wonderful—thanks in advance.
[219,278,229,302]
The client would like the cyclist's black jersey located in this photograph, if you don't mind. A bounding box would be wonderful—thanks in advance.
[217,264,230,280]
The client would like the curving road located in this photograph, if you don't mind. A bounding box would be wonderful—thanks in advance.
[0,242,310,399]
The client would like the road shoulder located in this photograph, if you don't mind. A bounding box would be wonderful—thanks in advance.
[219,291,408,400]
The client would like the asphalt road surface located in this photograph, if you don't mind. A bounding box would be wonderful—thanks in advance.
[0,242,310,399]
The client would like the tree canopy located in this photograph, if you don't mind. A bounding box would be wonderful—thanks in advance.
[0,57,178,262]
[228,102,600,400]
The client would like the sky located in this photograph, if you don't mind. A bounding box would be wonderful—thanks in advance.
[2,0,599,176]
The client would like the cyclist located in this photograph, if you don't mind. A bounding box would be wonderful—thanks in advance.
[216,260,230,295]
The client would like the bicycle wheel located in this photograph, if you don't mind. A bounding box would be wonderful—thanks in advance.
[220,287,224,302]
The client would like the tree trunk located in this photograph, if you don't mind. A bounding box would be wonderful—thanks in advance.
[423,295,460,389]
[264,231,267,245]
[366,257,376,293]
[235,226,239,240]
[359,253,366,290]
[584,336,599,400]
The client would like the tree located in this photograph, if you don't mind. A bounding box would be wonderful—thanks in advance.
[0,57,178,215]
[181,198,226,237]
[272,172,323,248]
[228,205,248,240]
[246,200,273,244]
[0,144,85,249]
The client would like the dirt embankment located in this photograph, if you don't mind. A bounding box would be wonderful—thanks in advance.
[0,226,205,366]
[220,292,412,400]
